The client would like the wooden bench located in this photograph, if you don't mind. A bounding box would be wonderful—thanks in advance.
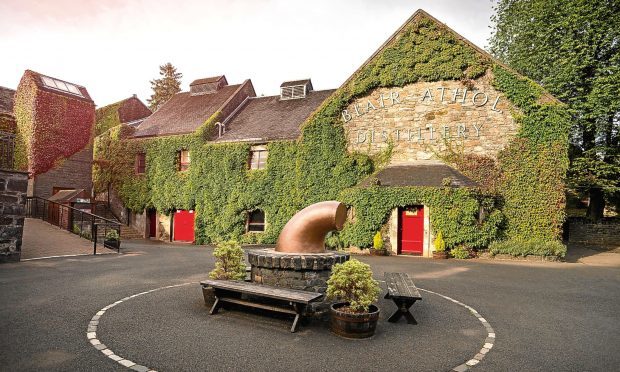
[200,280,323,333]
[384,272,422,324]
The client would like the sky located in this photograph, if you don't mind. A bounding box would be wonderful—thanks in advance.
[0,0,496,107]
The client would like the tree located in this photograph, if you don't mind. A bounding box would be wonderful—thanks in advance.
[489,0,620,220]
[147,63,183,111]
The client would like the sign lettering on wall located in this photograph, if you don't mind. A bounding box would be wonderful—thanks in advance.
[341,86,502,143]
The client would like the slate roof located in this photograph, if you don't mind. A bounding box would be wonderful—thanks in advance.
[26,70,93,103]
[133,84,243,138]
[216,89,335,143]
[359,162,478,188]
[0,86,15,116]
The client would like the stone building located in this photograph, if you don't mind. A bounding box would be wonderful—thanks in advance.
[95,10,569,257]
[14,70,96,199]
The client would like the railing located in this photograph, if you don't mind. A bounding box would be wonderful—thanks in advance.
[0,131,15,169]
[25,196,122,254]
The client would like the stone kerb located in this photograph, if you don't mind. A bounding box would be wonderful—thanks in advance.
[0,169,28,263]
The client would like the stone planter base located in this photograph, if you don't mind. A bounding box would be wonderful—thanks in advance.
[432,251,448,259]
[329,303,380,339]
[369,249,387,256]
[247,248,350,316]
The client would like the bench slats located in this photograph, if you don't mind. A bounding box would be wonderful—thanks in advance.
[385,272,422,300]
[201,279,323,304]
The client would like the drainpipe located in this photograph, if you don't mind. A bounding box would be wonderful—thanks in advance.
[275,201,347,254]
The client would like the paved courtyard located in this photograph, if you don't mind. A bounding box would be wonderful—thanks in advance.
[21,218,118,260]
[0,241,618,371]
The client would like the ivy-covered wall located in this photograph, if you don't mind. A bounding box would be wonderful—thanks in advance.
[94,13,570,253]
[14,71,95,175]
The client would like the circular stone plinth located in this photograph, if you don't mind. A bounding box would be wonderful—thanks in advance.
[248,249,350,312]
[247,248,349,271]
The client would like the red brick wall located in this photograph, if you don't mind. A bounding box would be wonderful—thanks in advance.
[118,97,151,124]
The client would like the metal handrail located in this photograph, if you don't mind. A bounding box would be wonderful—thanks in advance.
[25,196,122,254]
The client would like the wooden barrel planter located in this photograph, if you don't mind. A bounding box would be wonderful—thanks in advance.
[329,303,380,339]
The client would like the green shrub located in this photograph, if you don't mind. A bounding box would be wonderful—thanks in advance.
[325,231,344,251]
[209,240,246,280]
[450,245,470,259]
[326,259,380,313]
[105,229,120,241]
[489,239,567,258]
[433,231,446,252]
[372,231,384,250]
[72,224,81,235]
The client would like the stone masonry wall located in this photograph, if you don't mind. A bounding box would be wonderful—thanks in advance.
[0,169,28,262]
[342,74,517,163]
[569,218,620,249]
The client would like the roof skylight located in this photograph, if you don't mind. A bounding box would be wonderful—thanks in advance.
[41,76,84,98]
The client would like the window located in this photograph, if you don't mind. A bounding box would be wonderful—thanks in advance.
[178,150,190,171]
[249,146,268,170]
[247,209,265,232]
[40,75,84,98]
[135,153,146,174]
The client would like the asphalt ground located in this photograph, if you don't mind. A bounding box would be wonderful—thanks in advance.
[0,241,618,372]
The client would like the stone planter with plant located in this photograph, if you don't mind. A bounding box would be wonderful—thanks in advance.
[104,229,120,250]
[203,240,246,307]
[327,258,381,338]
[432,231,447,259]
[369,231,387,256]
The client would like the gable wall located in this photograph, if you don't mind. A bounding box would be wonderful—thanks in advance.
[342,74,517,163]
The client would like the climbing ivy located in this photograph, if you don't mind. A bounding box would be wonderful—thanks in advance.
[93,14,570,255]
[94,101,122,136]
[14,70,95,175]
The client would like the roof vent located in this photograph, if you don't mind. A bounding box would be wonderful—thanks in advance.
[280,79,313,100]
[190,75,227,96]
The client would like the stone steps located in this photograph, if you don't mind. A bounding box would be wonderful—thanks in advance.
[120,225,144,240]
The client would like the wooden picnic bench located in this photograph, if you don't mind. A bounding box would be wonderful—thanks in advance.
[200,279,323,333]
[384,272,422,324]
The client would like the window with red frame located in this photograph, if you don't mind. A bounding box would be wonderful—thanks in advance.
[135,153,146,174]
[178,150,190,171]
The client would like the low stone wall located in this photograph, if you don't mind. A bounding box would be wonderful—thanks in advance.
[248,249,350,315]
[568,218,620,249]
[0,169,28,262]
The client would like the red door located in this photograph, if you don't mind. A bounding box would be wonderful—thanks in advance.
[148,209,157,238]
[174,210,195,242]
[399,206,424,255]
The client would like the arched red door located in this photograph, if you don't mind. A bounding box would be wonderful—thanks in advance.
[399,206,424,255]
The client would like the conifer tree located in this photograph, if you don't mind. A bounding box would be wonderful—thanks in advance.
[147,63,183,111]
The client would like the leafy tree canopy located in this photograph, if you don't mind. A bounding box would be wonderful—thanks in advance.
[147,63,182,111]
[489,0,620,219]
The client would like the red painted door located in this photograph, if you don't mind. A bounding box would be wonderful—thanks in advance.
[174,210,195,242]
[399,206,424,255]
[148,210,157,238]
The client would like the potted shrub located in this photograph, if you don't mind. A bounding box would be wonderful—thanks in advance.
[203,240,246,307]
[327,259,381,338]
[104,229,120,250]
[432,231,447,259]
[369,231,387,256]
